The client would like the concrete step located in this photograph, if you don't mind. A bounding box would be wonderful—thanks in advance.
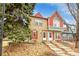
[58,54,69,56]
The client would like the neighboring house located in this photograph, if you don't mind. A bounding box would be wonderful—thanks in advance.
[62,24,76,40]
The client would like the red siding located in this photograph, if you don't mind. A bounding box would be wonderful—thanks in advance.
[60,20,63,27]
[32,30,38,39]
[48,16,53,26]
[48,11,64,27]
[52,32,54,40]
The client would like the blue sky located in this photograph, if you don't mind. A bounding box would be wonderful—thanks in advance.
[33,3,76,25]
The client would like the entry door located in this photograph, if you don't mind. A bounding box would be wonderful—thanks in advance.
[43,32,46,40]
[48,32,52,41]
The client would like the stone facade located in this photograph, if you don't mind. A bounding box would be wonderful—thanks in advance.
[29,16,48,42]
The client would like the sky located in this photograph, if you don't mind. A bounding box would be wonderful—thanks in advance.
[33,3,76,25]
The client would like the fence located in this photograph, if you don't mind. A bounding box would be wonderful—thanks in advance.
[62,33,75,41]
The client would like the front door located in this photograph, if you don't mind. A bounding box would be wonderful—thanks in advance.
[43,32,46,41]
[48,32,52,41]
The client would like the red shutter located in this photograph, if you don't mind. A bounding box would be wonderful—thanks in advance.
[32,30,38,39]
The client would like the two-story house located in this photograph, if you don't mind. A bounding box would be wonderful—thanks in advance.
[29,11,67,42]
[29,12,48,42]
[3,11,76,47]
[47,11,67,41]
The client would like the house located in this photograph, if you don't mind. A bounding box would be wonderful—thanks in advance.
[3,11,76,46]
[47,11,67,41]
[62,24,76,40]
[29,11,67,42]
[29,12,48,42]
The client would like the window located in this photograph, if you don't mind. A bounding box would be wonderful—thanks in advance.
[32,30,38,39]
[39,22,42,26]
[35,19,42,26]
[35,21,38,25]
[43,32,46,38]
[53,17,60,27]
[53,24,56,27]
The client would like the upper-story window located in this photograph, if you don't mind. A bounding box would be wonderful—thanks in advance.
[35,19,42,26]
[53,17,60,27]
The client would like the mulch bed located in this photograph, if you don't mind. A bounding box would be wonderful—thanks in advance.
[2,42,56,56]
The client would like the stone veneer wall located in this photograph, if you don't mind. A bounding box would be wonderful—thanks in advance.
[29,16,48,43]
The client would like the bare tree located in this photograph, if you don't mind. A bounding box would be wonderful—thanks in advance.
[67,3,79,48]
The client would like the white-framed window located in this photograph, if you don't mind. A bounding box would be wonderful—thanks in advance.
[35,19,42,26]
[53,17,60,27]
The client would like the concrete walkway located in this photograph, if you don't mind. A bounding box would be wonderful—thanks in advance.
[45,41,79,56]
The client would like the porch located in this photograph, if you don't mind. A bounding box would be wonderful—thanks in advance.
[42,30,62,42]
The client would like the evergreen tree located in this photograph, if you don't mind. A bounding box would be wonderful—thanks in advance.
[0,3,35,43]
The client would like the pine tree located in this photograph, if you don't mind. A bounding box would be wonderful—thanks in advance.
[0,3,35,43]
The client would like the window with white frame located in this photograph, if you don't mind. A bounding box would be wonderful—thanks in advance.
[53,17,60,27]
[35,19,42,26]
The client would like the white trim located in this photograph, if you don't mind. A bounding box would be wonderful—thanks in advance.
[43,38,46,40]
[48,38,52,41]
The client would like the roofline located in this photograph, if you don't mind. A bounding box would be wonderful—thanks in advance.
[67,24,76,26]
[30,16,48,20]
[49,11,63,22]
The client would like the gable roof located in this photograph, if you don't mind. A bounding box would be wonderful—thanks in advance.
[48,11,64,27]
[30,12,47,20]
[49,11,75,34]
[34,12,43,18]
[50,11,62,20]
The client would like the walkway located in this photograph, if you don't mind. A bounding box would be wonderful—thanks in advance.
[45,41,79,56]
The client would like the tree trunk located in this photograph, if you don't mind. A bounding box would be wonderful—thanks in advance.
[75,5,79,48]
[75,24,79,48]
